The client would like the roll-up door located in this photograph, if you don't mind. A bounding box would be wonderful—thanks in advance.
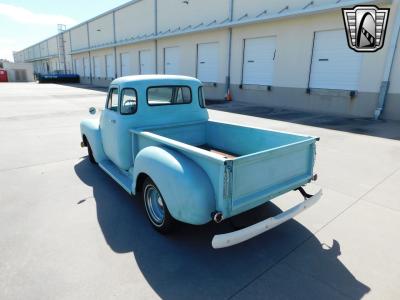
[310,30,363,90]
[243,36,276,85]
[93,56,102,78]
[164,47,180,75]
[197,42,219,83]
[83,57,90,77]
[74,58,84,76]
[120,52,131,76]
[105,54,115,79]
[139,50,153,75]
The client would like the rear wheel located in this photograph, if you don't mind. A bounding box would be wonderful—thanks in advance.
[142,177,175,233]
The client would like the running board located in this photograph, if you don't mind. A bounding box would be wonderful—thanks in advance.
[98,160,133,194]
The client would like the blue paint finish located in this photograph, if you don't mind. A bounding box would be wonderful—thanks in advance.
[132,146,215,225]
[80,75,319,226]
[98,76,208,171]
[133,120,316,219]
[80,118,106,162]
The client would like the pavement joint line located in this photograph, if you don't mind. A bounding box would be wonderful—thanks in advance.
[0,157,85,173]
[361,198,400,214]
[227,166,400,299]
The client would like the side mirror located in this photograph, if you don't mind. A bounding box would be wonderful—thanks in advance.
[89,107,97,115]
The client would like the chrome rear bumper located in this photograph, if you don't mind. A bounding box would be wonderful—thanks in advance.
[212,189,323,249]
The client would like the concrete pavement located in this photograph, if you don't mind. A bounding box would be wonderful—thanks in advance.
[1,83,399,299]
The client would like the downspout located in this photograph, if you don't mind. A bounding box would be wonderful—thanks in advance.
[113,11,118,79]
[56,34,60,71]
[226,0,234,96]
[46,40,50,71]
[69,31,73,74]
[86,22,93,85]
[154,0,158,73]
[38,42,42,74]
[63,33,67,74]
[374,0,400,120]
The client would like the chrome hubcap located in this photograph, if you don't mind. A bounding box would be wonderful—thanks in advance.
[145,185,165,225]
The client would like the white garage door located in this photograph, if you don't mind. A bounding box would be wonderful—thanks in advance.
[310,30,363,90]
[93,56,102,78]
[74,58,84,76]
[197,42,219,83]
[139,50,153,75]
[120,52,132,77]
[105,54,115,79]
[83,57,90,77]
[243,36,276,85]
[164,47,180,75]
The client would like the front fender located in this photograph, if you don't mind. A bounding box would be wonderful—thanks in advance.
[132,146,215,225]
[80,119,106,163]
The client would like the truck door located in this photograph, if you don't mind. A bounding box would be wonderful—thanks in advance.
[100,87,119,165]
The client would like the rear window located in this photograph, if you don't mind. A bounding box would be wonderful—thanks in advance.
[120,88,137,115]
[147,86,192,106]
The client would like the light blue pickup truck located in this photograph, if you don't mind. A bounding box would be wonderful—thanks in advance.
[80,75,322,248]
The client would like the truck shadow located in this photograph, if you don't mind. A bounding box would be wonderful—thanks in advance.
[74,158,370,299]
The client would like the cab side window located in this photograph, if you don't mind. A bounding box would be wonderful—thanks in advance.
[120,88,138,115]
[107,88,119,111]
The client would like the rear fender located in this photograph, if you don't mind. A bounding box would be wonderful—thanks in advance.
[80,119,106,163]
[132,146,215,225]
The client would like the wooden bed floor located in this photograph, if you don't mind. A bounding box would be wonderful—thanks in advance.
[198,144,237,159]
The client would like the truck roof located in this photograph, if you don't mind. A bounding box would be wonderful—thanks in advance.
[111,74,202,86]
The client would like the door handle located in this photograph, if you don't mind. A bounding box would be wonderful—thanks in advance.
[110,119,116,124]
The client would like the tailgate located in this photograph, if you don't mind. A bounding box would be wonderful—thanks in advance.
[228,139,316,215]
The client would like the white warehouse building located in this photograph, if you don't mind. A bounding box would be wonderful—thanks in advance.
[13,0,400,120]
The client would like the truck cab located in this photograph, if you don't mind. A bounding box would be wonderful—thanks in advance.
[97,75,208,171]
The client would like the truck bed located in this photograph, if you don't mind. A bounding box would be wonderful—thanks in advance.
[132,120,317,217]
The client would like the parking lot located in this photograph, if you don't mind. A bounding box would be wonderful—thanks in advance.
[1,82,400,299]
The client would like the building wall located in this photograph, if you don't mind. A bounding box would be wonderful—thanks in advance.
[157,29,229,99]
[116,40,156,76]
[227,7,400,119]
[88,14,114,47]
[72,52,91,83]
[47,37,58,56]
[233,0,336,19]
[88,48,116,86]
[3,62,34,82]
[33,45,40,59]
[63,31,73,73]
[157,0,229,32]
[230,11,389,92]
[115,0,154,41]
[382,15,400,121]
[39,42,49,58]
[70,25,89,50]
[13,0,400,120]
